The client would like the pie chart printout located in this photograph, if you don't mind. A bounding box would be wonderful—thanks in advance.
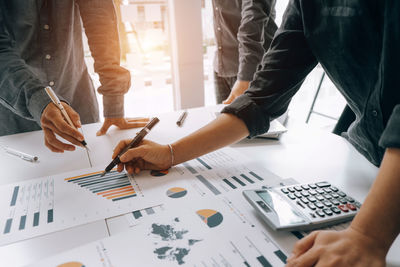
[196,209,223,228]
[150,170,169,177]
[166,187,188,198]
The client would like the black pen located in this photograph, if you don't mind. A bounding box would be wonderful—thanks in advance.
[100,117,160,177]
[176,110,188,127]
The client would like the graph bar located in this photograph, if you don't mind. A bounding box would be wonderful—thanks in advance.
[195,175,221,195]
[112,194,136,201]
[274,250,287,263]
[33,212,40,227]
[257,255,272,267]
[196,158,212,170]
[145,207,155,215]
[291,231,304,240]
[91,182,131,193]
[19,215,27,230]
[66,170,137,202]
[48,209,54,223]
[3,218,12,234]
[10,186,19,206]
[133,210,143,219]
[223,179,237,189]
[232,176,246,186]
[240,174,254,184]
[183,162,197,174]
[249,171,264,181]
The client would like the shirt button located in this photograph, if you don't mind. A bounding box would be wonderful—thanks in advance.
[371,110,378,117]
[43,24,50,30]
[45,54,51,60]
[217,27,221,31]
[49,81,55,86]
[218,46,222,50]
[215,7,219,10]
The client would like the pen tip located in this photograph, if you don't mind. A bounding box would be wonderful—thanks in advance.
[100,171,106,177]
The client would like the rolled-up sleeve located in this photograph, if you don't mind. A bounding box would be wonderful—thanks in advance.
[237,0,277,81]
[0,6,49,124]
[223,0,317,137]
[379,105,400,149]
[77,0,130,118]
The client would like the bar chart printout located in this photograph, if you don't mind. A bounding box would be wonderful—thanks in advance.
[2,178,54,236]
[65,170,136,201]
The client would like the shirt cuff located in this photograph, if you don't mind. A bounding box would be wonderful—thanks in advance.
[103,95,124,118]
[221,94,270,138]
[27,87,52,125]
[379,105,400,149]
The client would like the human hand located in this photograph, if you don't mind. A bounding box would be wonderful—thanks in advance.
[113,139,172,174]
[222,80,250,104]
[286,226,386,267]
[41,102,84,153]
[96,117,150,136]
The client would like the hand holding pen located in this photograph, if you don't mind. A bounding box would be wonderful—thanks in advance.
[101,117,160,176]
[41,86,88,153]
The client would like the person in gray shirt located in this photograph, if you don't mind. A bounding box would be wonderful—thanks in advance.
[212,0,277,104]
[0,0,148,152]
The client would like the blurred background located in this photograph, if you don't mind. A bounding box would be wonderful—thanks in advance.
[83,0,347,131]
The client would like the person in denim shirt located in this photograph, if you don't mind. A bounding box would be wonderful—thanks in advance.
[0,0,148,152]
[212,0,277,104]
[113,1,400,266]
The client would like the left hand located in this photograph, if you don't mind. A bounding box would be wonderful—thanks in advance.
[96,117,150,136]
[223,80,250,104]
[286,226,386,267]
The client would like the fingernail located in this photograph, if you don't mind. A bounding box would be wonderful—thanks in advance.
[77,120,81,127]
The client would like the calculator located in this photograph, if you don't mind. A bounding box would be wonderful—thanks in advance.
[243,181,362,231]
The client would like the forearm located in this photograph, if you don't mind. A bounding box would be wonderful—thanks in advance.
[350,148,400,252]
[77,0,130,118]
[171,114,249,165]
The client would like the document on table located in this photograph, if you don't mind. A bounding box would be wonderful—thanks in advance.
[30,196,288,267]
[0,147,281,246]
[0,168,162,246]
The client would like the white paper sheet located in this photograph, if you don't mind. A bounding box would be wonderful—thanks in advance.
[31,197,288,267]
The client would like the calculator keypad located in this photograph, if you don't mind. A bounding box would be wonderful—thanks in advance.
[280,182,361,221]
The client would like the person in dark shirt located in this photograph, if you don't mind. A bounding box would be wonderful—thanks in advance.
[112,1,399,266]
[0,0,148,152]
[211,0,277,104]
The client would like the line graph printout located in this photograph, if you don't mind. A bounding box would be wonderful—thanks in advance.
[0,168,159,246]
[30,199,286,267]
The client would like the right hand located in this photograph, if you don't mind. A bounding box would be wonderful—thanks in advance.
[41,102,85,153]
[112,139,172,174]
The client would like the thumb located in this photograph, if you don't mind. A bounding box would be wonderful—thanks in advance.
[96,120,112,136]
[223,93,235,104]
[120,147,145,162]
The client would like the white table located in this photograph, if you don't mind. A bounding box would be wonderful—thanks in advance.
[0,105,398,266]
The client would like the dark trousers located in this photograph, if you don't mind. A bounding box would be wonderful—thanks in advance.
[214,71,237,104]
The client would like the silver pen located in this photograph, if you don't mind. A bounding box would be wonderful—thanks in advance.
[1,144,38,162]
[44,86,89,150]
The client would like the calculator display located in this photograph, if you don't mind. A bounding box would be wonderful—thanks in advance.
[257,190,305,225]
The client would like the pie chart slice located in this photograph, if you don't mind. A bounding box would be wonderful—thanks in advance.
[167,187,188,198]
[196,209,223,228]
[57,262,85,267]
[151,169,169,177]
